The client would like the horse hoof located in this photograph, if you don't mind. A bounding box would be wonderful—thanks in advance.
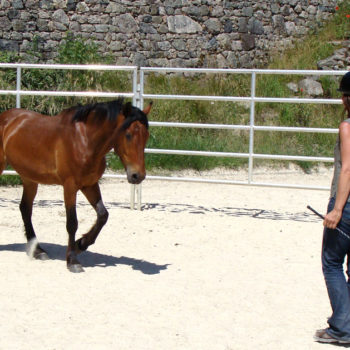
[67,264,84,273]
[34,251,49,261]
[26,239,49,260]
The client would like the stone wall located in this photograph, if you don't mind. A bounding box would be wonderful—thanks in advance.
[0,0,341,68]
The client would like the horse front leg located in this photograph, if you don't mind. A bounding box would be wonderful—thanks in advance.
[20,179,49,260]
[64,183,83,273]
[75,183,109,253]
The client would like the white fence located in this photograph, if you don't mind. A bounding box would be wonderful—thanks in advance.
[140,67,346,192]
[0,63,347,208]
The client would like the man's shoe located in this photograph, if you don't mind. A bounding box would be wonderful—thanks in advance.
[314,329,339,343]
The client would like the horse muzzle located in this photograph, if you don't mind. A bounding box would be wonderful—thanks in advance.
[126,168,146,184]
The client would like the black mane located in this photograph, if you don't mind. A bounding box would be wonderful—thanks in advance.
[71,98,124,123]
[121,105,149,130]
[70,98,149,130]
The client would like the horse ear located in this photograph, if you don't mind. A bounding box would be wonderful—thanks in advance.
[122,102,132,118]
[143,101,153,115]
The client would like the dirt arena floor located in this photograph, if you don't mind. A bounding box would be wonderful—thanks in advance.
[0,166,344,349]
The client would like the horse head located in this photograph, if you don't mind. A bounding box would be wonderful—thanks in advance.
[114,102,151,184]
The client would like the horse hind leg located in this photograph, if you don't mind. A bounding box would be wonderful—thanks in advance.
[20,179,49,260]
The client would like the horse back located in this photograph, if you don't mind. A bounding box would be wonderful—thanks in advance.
[0,107,42,124]
[0,108,59,145]
[0,108,69,184]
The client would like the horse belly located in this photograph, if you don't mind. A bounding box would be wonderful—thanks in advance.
[7,154,60,184]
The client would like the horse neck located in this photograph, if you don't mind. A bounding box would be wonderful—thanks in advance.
[77,119,119,159]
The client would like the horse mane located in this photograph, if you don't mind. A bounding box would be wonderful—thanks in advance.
[121,104,149,130]
[70,98,149,129]
[71,98,124,123]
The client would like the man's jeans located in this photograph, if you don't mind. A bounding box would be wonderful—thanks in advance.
[322,197,350,341]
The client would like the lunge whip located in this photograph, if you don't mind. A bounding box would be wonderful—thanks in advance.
[307,205,350,240]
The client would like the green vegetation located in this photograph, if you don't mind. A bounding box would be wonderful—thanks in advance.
[0,2,349,182]
[0,174,22,186]
[0,33,132,115]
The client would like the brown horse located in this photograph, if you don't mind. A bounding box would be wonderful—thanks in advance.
[0,98,151,272]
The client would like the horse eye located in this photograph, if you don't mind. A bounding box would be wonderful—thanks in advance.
[126,132,132,141]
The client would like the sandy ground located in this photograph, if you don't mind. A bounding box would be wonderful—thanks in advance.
[0,166,344,350]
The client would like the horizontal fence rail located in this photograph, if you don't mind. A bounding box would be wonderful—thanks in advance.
[0,63,347,199]
[0,63,138,108]
[145,148,334,163]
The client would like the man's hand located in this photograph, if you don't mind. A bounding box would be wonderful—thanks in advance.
[324,208,342,229]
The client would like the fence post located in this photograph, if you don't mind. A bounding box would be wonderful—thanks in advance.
[16,66,21,108]
[130,67,143,210]
[139,68,145,110]
[248,71,256,184]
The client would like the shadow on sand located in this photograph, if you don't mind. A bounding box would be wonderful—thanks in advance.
[0,196,319,223]
[0,242,169,274]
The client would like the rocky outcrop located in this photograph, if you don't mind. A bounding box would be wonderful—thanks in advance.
[317,41,350,70]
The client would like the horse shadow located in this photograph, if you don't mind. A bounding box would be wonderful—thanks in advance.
[0,242,170,275]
